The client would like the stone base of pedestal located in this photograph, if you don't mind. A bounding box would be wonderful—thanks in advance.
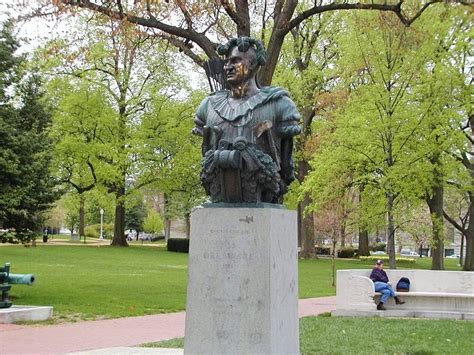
[184,206,299,355]
[0,305,53,323]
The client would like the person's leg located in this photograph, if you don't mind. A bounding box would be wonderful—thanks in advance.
[374,282,391,305]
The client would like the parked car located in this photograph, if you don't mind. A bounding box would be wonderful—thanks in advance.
[400,250,420,257]
[446,254,460,259]
[371,251,386,255]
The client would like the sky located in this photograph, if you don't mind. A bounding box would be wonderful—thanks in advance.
[0,1,73,54]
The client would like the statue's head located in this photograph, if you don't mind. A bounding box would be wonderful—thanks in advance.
[217,37,267,87]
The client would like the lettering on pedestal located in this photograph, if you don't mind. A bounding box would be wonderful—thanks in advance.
[209,228,250,236]
[203,251,253,261]
[239,216,254,224]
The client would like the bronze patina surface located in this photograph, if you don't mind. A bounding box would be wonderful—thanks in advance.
[193,37,301,204]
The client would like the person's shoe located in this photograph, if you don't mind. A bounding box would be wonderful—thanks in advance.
[395,296,405,305]
[377,302,386,310]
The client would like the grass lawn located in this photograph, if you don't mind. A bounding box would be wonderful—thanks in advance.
[1,244,188,321]
[0,244,463,321]
[143,315,474,354]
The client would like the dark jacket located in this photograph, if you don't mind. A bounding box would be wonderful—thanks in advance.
[370,267,389,283]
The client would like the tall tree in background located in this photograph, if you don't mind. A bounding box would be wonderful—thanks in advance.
[139,92,205,239]
[304,11,447,269]
[40,17,184,246]
[48,81,114,239]
[427,7,474,271]
[273,11,340,257]
[35,0,468,251]
[0,21,57,242]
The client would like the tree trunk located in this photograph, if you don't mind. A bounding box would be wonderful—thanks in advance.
[358,184,370,256]
[297,137,315,258]
[358,228,370,257]
[164,219,171,241]
[460,234,464,266]
[386,192,396,269]
[298,195,316,258]
[340,225,346,248]
[464,232,474,271]
[111,185,128,246]
[463,198,474,270]
[426,157,444,270]
[332,238,337,287]
[79,194,85,238]
[185,212,190,239]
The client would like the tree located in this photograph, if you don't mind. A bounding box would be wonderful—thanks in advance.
[0,21,57,243]
[138,92,206,239]
[304,11,449,269]
[125,194,147,238]
[46,1,470,87]
[48,80,113,238]
[40,16,185,246]
[143,208,164,236]
[273,11,341,257]
[43,0,469,255]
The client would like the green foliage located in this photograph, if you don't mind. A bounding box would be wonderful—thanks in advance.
[299,8,472,267]
[0,21,57,243]
[370,243,386,252]
[84,223,113,239]
[337,247,355,259]
[138,92,206,221]
[167,238,189,253]
[84,225,98,239]
[125,196,147,234]
[143,209,164,235]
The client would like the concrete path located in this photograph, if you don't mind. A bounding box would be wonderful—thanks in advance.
[0,296,335,355]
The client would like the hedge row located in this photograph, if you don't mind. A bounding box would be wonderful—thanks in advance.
[167,238,189,253]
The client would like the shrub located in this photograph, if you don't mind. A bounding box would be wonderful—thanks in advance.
[84,225,99,239]
[84,223,114,239]
[167,238,189,253]
[315,247,331,255]
[143,210,164,235]
[103,223,114,239]
[371,243,386,252]
[337,247,355,258]
[150,235,165,242]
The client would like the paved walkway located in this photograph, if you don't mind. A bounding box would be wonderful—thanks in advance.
[0,297,336,355]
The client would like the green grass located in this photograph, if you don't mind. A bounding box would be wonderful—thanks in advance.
[143,315,474,354]
[0,245,463,321]
[1,245,188,320]
[299,316,474,354]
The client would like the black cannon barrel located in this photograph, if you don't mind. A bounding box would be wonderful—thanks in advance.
[7,273,35,285]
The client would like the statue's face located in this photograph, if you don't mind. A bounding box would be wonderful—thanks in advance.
[224,47,257,86]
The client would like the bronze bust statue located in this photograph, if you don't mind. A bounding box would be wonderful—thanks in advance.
[193,37,301,204]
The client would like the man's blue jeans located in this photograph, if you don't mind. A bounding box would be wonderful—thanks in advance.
[374,281,395,304]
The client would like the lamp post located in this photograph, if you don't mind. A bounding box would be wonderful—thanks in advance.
[99,208,104,240]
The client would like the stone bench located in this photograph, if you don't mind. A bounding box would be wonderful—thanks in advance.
[332,269,474,320]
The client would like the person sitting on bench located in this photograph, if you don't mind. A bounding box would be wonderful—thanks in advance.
[370,259,405,310]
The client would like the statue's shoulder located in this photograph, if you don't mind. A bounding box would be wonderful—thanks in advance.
[260,86,290,100]
[260,86,295,107]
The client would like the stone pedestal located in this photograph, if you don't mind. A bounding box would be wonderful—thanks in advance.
[184,205,299,355]
[0,305,53,323]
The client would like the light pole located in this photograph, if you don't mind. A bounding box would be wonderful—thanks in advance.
[99,208,104,240]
